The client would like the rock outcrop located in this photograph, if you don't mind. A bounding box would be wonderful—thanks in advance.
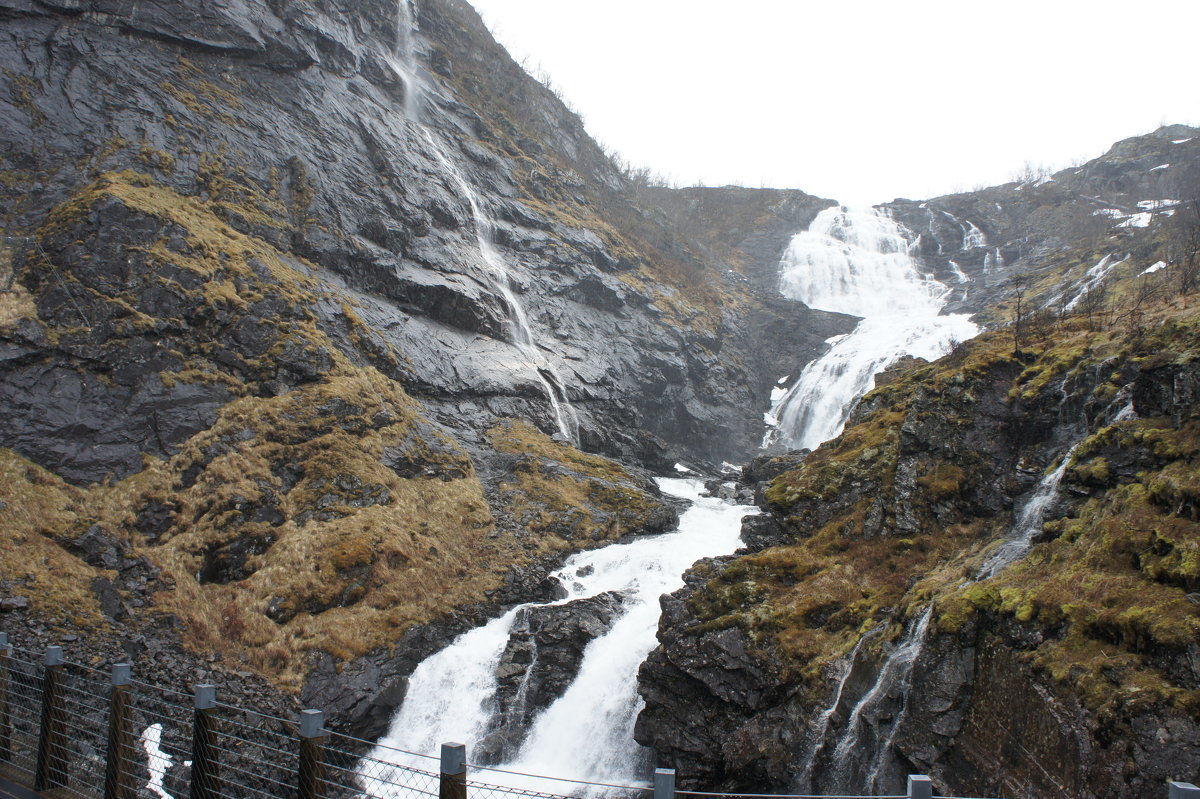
[476,591,626,762]
[636,307,1200,796]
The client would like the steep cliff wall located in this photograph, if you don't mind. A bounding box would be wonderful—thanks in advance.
[0,0,848,695]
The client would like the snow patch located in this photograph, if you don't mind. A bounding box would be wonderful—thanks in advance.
[1138,199,1180,210]
[1149,164,1171,171]
[141,724,174,799]
[1173,138,1194,144]
[1142,261,1167,275]
[1118,213,1152,229]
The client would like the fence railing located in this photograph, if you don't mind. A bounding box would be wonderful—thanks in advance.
[0,634,1196,799]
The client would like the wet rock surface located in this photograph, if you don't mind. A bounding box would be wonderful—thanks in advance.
[0,0,851,481]
[475,591,626,763]
[636,330,1200,796]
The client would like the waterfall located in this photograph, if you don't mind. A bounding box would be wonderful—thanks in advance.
[367,479,755,793]
[975,443,1079,579]
[807,439,1081,792]
[764,206,978,450]
[817,609,932,795]
[388,7,579,443]
[794,632,871,791]
[416,128,580,443]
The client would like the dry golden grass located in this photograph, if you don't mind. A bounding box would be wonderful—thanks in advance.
[0,451,104,627]
[0,284,37,329]
[1,174,669,689]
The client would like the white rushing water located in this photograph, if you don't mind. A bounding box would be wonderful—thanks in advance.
[975,443,1080,580]
[367,478,755,793]
[765,206,978,450]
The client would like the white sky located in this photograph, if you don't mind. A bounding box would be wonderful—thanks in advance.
[465,0,1200,206]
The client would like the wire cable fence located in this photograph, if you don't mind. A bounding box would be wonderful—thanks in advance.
[1,636,1192,799]
[212,702,301,799]
[53,662,112,799]
[2,651,43,782]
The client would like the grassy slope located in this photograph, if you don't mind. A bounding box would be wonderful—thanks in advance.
[0,172,671,689]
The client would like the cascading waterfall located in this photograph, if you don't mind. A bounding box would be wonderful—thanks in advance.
[821,609,932,794]
[389,1,579,443]
[975,443,1080,580]
[764,206,978,450]
[794,632,870,788]
[367,479,755,793]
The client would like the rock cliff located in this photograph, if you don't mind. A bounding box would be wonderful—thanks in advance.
[635,242,1200,795]
[0,0,848,702]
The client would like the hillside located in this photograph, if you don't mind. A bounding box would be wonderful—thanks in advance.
[0,0,1197,794]
[634,154,1200,796]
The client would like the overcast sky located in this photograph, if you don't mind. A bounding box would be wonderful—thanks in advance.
[466,0,1200,206]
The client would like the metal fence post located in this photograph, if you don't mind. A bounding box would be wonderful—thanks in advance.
[439,742,466,799]
[0,632,10,764]
[298,709,327,799]
[1170,783,1200,798]
[34,645,68,791]
[190,684,221,799]
[654,768,676,799]
[104,664,136,799]
[907,775,933,799]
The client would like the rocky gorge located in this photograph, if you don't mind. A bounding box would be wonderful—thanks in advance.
[0,0,1198,796]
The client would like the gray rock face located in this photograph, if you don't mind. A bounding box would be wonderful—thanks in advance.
[0,0,852,487]
[884,125,1200,319]
[475,591,626,763]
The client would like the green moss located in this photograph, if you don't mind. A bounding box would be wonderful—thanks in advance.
[1072,456,1113,487]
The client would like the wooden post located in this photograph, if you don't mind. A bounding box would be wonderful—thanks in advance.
[1170,783,1200,798]
[34,645,69,791]
[190,684,221,799]
[104,664,136,799]
[439,742,466,799]
[654,768,676,799]
[298,709,327,799]
[0,633,11,764]
[907,774,933,799]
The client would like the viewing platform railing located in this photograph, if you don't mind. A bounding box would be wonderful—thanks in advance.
[0,634,1196,799]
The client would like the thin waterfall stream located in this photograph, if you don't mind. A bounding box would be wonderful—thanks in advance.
[392,1,578,444]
